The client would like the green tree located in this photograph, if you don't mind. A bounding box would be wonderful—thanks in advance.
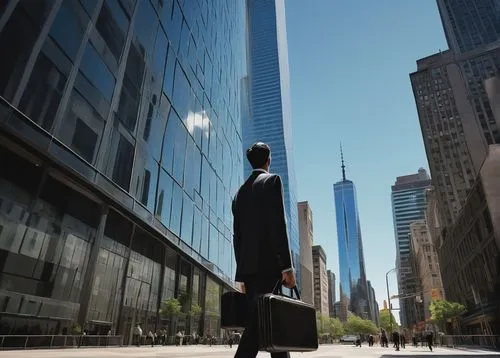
[189,303,203,317]
[343,314,378,335]
[159,297,182,317]
[379,309,399,333]
[316,313,330,335]
[429,299,466,333]
[328,317,345,338]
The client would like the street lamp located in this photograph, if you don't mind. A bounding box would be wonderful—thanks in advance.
[385,268,398,335]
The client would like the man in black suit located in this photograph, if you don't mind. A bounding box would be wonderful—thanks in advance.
[232,142,296,358]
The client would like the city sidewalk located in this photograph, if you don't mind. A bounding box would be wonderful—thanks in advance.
[1,344,500,358]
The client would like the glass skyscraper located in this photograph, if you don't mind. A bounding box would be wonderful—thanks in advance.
[333,157,369,321]
[243,0,300,283]
[391,169,431,327]
[0,0,245,344]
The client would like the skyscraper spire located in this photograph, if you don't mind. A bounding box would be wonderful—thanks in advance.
[340,143,346,181]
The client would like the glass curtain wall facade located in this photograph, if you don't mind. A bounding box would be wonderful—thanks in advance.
[0,0,245,341]
[334,180,369,320]
[243,0,300,285]
[391,169,431,328]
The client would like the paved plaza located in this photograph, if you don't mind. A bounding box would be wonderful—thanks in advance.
[2,345,500,358]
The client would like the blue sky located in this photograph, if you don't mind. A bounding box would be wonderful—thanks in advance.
[285,0,448,320]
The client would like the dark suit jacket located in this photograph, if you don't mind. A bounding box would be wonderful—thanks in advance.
[232,170,292,282]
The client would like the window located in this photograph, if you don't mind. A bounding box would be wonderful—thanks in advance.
[155,168,173,227]
[0,4,52,100]
[170,181,183,236]
[95,0,129,62]
[133,0,158,54]
[209,224,218,266]
[151,27,168,92]
[162,46,176,100]
[145,94,170,162]
[169,111,187,184]
[118,45,145,131]
[200,156,210,210]
[200,214,209,259]
[173,60,190,122]
[112,132,134,190]
[192,206,202,252]
[49,0,89,61]
[132,150,158,212]
[183,136,196,198]
[80,43,115,102]
[72,118,98,162]
[58,90,104,164]
[180,192,193,245]
[18,53,67,131]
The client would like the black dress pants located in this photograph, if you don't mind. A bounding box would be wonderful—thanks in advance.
[234,275,290,358]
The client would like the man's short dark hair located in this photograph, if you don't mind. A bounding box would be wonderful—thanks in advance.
[246,142,270,169]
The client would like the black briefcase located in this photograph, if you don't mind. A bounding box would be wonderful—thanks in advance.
[221,291,246,329]
[257,285,318,352]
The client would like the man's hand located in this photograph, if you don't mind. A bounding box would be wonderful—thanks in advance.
[281,270,296,289]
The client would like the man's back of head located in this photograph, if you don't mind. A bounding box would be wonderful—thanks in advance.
[246,142,270,170]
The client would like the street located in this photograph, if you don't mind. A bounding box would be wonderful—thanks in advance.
[1,344,499,358]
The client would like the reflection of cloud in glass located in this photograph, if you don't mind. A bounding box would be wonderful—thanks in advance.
[186,110,210,139]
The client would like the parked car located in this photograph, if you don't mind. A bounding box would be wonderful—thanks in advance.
[340,335,358,344]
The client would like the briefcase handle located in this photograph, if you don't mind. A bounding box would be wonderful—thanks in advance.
[273,280,301,300]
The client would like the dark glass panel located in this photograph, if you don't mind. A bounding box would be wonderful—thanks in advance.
[95,0,129,62]
[173,63,190,124]
[191,206,201,253]
[169,181,183,236]
[133,0,158,55]
[162,47,176,100]
[200,214,209,259]
[18,53,67,132]
[111,130,135,191]
[180,192,193,245]
[0,4,51,100]
[155,168,173,227]
[132,149,159,212]
[117,45,144,132]
[49,0,89,61]
[80,43,116,102]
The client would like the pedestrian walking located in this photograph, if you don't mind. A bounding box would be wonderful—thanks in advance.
[426,331,434,352]
[392,331,400,351]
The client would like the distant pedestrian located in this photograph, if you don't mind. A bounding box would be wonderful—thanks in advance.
[426,331,434,352]
[134,325,142,347]
[400,334,406,349]
[392,331,400,351]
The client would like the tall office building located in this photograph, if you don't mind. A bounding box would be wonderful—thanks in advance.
[391,169,431,327]
[437,0,500,54]
[410,220,445,322]
[0,0,246,343]
[244,0,300,284]
[298,201,314,305]
[367,281,380,327]
[410,50,486,226]
[334,151,370,321]
[327,270,336,317]
[437,0,500,146]
[312,245,329,316]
